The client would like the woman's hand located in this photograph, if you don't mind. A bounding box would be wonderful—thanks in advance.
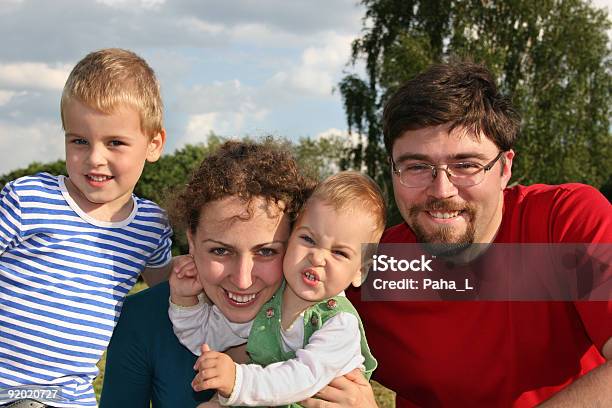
[196,398,223,408]
[300,369,378,408]
[195,392,223,408]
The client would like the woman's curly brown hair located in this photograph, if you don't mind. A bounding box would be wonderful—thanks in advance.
[168,138,315,233]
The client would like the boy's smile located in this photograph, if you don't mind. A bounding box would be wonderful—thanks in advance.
[63,99,165,222]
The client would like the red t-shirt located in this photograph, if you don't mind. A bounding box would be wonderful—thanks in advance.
[349,184,612,407]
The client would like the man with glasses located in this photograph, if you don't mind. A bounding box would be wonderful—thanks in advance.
[345,60,611,407]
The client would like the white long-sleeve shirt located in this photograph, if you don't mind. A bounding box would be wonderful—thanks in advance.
[168,295,365,406]
[168,295,251,354]
[222,311,364,406]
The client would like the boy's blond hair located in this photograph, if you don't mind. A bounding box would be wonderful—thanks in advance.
[309,171,386,240]
[60,48,163,138]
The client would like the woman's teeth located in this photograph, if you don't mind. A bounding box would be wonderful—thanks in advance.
[227,291,256,303]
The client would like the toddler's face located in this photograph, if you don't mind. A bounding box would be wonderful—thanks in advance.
[282,198,378,303]
[63,99,164,218]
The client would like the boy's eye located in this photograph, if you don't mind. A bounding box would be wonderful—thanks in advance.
[210,248,229,256]
[71,138,88,145]
[109,140,125,147]
[299,235,315,245]
[257,247,278,257]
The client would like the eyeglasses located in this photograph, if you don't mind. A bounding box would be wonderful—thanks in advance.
[391,151,505,188]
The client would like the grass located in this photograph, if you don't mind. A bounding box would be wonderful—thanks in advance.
[372,381,396,407]
[93,281,396,406]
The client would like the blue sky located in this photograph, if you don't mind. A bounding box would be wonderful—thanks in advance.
[0,0,366,174]
[0,0,609,175]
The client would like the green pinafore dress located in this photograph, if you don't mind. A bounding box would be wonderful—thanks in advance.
[241,282,377,408]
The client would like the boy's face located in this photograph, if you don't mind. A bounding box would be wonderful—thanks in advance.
[283,198,378,303]
[63,99,165,217]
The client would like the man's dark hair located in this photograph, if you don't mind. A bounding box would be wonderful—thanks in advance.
[383,59,521,154]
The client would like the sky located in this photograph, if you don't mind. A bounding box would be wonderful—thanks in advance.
[0,0,610,175]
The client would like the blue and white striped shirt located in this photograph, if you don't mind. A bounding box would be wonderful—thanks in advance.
[0,173,172,407]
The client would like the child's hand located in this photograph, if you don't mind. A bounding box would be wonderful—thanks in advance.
[192,344,237,398]
[174,254,198,279]
[169,254,203,305]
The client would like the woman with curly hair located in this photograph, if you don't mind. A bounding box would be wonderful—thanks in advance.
[100,139,313,408]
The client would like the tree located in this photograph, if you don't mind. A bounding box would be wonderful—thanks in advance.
[0,160,67,188]
[292,133,353,180]
[340,0,612,220]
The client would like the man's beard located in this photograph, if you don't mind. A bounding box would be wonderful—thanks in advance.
[408,197,477,257]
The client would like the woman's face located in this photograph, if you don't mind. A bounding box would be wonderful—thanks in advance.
[187,196,290,323]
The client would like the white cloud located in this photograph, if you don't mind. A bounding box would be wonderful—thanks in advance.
[177,79,270,145]
[229,23,306,47]
[172,0,363,37]
[183,110,269,144]
[0,90,17,106]
[96,0,166,10]
[316,127,363,147]
[592,0,612,10]
[179,16,225,34]
[0,63,71,91]
[315,127,349,140]
[0,120,64,174]
[177,80,266,115]
[184,112,246,143]
[184,113,218,143]
[266,33,354,96]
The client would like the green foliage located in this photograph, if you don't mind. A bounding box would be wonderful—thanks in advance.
[0,160,67,188]
[340,0,612,210]
[293,133,353,179]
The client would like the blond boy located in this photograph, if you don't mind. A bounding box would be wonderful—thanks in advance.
[0,49,172,407]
